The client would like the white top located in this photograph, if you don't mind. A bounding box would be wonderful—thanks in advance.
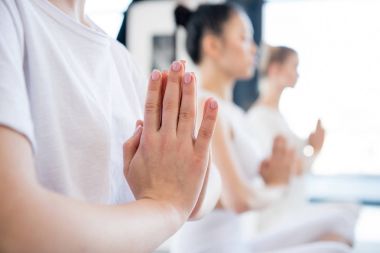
[200,90,264,180]
[0,0,146,204]
[246,105,315,231]
[170,91,286,253]
[198,90,286,204]
[247,105,313,170]
[172,99,359,252]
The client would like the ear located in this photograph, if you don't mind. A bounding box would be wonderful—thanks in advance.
[201,34,223,61]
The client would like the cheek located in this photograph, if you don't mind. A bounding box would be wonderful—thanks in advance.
[219,48,241,69]
[237,42,252,59]
[289,69,298,82]
[285,70,298,85]
[239,45,256,74]
[219,43,255,78]
[232,44,253,67]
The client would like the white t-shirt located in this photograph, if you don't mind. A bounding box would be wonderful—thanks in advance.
[246,105,314,171]
[247,106,302,156]
[199,90,264,179]
[0,0,147,204]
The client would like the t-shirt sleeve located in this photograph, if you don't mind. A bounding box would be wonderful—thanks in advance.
[0,1,35,148]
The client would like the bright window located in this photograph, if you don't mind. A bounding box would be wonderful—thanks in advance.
[263,0,380,175]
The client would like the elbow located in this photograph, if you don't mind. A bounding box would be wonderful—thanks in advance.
[221,199,251,214]
[0,186,45,253]
[231,202,251,214]
[219,191,253,214]
[189,166,222,221]
[0,210,32,253]
[0,209,12,252]
[0,222,18,253]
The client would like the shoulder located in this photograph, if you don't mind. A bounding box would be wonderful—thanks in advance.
[247,104,266,117]
[246,105,283,137]
[1,0,31,24]
[109,40,137,68]
[108,38,146,81]
[247,105,277,124]
[198,90,243,118]
[109,38,148,107]
[0,0,23,32]
[1,0,17,10]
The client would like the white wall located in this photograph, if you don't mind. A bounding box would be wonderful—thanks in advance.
[127,0,226,77]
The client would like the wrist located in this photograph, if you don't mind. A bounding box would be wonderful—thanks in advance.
[265,177,289,187]
[303,144,315,157]
[139,198,187,230]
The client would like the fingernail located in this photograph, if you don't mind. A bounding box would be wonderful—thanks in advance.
[151,70,160,81]
[184,72,192,84]
[180,60,187,67]
[191,72,197,82]
[134,125,142,136]
[171,61,181,72]
[209,99,218,110]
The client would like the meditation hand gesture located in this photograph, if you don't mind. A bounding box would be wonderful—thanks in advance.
[308,119,325,154]
[123,61,218,222]
[260,136,296,186]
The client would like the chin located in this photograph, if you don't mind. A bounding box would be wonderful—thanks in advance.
[289,81,298,87]
[241,69,255,80]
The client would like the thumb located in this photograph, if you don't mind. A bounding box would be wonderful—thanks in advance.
[260,159,270,172]
[316,119,322,130]
[287,148,296,166]
[273,135,286,157]
[123,121,143,176]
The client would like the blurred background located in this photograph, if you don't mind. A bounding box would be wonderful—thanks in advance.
[86,0,379,252]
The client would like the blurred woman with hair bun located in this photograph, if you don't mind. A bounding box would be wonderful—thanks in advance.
[171,3,358,253]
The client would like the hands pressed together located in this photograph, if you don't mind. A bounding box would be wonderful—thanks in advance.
[260,136,296,186]
[120,62,325,220]
[123,61,218,222]
[261,119,326,186]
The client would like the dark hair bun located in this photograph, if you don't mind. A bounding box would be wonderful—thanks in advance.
[175,3,242,64]
[174,5,193,28]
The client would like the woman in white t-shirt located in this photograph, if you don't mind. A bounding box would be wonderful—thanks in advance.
[248,45,324,175]
[172,3,357,253]
[0,0,220,252]
[247,45,359,235]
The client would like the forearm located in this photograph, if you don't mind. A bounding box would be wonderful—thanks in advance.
[213,146,255,213]
[1,187,183,253]
[190,164,221,220]
[0,127,184,253]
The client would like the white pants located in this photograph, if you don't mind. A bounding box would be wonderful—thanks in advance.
[171,203,359,253]
[204,241,352,253]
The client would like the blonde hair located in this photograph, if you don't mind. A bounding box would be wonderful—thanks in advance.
[260,44,297,78]
[258,44,297,95]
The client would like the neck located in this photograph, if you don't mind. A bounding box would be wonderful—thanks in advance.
[200,60,235,102]
[48,0,89,26]
[257,77,284,110]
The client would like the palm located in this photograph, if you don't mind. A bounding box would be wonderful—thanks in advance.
[260,136,295,186]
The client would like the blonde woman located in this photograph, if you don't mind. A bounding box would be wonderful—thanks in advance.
[247,45,359,243]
